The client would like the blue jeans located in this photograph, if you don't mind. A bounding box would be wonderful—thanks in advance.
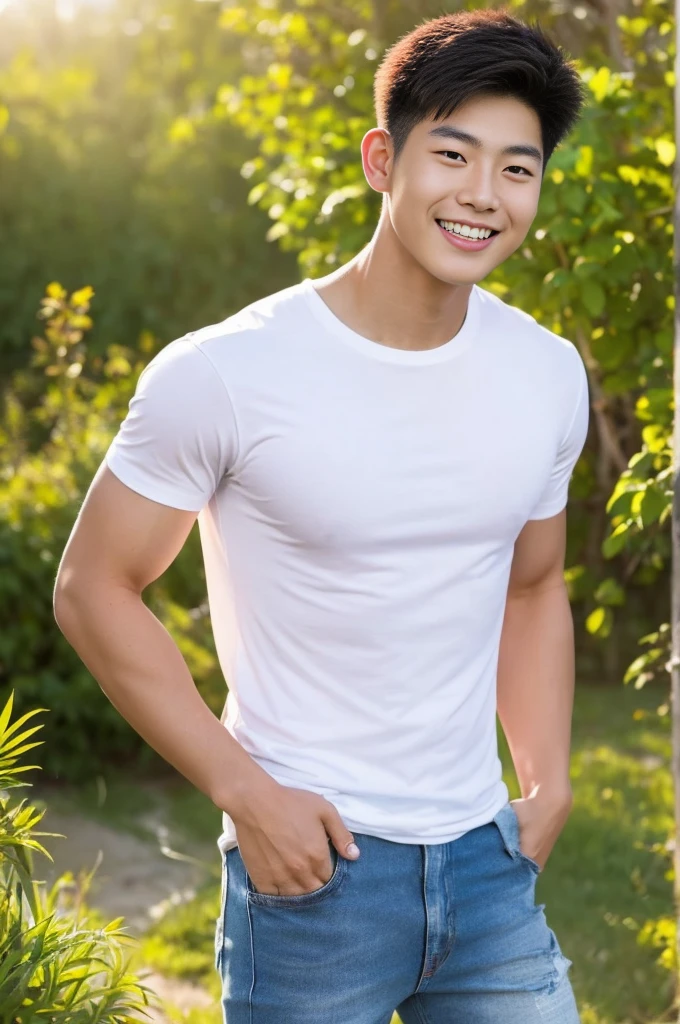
[214,800,579,1023]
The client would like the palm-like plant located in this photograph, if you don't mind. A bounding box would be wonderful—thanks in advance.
[0,691,154,1022]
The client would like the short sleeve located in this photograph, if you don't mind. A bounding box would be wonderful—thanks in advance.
[105,336,239,512]
[528,352,589,520]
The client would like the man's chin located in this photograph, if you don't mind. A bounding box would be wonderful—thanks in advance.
[426,265,492,288]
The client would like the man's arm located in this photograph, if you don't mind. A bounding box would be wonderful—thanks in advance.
[497,507,575,813]
[54,461,361,892]
[53,462,272,815]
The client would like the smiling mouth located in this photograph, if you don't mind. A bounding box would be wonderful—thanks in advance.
[435,218,501,239]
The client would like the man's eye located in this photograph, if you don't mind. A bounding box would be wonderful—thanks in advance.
[438,152,533,177]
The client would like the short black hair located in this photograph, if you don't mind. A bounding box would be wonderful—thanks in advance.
[373,7,586,174]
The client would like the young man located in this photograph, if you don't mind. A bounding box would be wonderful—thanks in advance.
[54,7,590,1022]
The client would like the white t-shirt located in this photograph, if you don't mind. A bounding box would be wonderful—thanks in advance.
[105,278,589,852]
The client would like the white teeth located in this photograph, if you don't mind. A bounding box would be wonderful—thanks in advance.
[438,219,494,240]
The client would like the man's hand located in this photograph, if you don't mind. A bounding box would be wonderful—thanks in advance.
[228,777,361,897]
[511,789,573,871]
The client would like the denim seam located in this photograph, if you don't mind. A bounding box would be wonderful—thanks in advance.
[545,934,571,995]
[548,955,560,996]
[533,950,576,1019]
[246,850,346,908]
[411,993,435,1024]
[496,805,541,875]
[507,804,542,874]
[413,844,430,993]
[246,888,255,1024]
[444,842,457,966]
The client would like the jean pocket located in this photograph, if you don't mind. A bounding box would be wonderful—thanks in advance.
[492,801,542,874]
[246,841,347,908]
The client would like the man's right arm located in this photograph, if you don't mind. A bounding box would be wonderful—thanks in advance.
[53,461,271,815]
[53,460,360,894]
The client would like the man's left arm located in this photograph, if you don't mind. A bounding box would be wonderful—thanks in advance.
[496,507,575,870]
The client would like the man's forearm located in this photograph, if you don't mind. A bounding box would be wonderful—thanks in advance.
[496,581,575,804]
[53,584,269,814]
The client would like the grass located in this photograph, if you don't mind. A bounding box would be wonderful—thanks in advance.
[535,682,673,1023]
[41,681,676,1024]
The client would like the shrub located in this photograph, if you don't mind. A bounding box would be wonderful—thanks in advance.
[0,689,154,1022]
[1,284,224,780]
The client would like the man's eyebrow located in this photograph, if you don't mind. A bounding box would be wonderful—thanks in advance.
[427,125,543,164]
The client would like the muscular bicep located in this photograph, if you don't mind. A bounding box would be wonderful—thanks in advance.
[54,335,238,605]
[507,508,567,598]
[54,463,199,600]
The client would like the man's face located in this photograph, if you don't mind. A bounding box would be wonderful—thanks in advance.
[378,93,544,286]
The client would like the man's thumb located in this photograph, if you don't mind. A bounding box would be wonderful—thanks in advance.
[323,808,360,859]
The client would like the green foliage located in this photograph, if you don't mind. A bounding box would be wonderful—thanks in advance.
[0,690,153,1022]
[0,283,225,779]
[141,883,220,992]
[524,4,674,660]
[588,0,676,986]
[0,0,296,371]
[580,2,675,683]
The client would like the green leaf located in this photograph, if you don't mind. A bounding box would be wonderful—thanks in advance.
[655,138,676,167]
[0,740,44,762]
[581,279,606,317]
[594,577,626,606]
[0,691,14,738]
[574,145,594,177]
[0,723,44,757]
[589,66,611,102]
[639,486,669,527]
[624,652,657,684]
[602,520,632,558]
[586,606,607,634]
[0,705,47,747]
[606,488,635,518]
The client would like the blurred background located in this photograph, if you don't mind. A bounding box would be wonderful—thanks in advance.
[0,0,675,1021]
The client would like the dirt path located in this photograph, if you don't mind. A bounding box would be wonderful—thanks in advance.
[34,788,221,1023]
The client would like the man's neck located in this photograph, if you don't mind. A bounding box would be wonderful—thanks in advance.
[310,256,473,354]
